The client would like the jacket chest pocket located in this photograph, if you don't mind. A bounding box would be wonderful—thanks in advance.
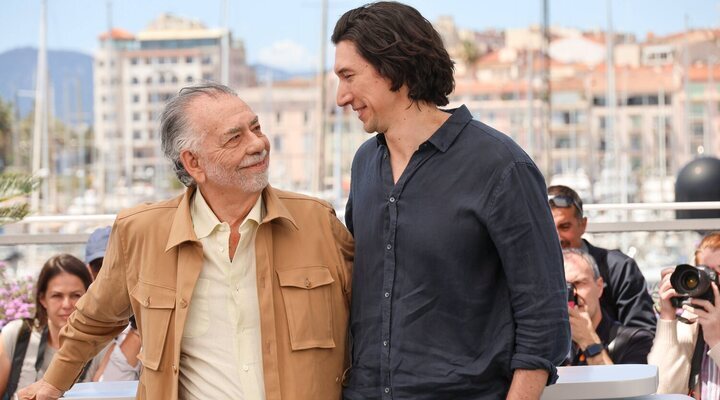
[277,266,336,350]
[130,281,176,371]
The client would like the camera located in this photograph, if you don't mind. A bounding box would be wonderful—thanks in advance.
[670,264,718,308]
[567,282,578,307]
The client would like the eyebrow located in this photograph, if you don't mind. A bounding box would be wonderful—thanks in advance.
[222,116,260,137]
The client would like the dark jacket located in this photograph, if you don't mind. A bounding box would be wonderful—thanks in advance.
[585,239,656,333]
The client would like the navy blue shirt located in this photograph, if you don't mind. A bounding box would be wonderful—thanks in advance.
[344,105,570,400]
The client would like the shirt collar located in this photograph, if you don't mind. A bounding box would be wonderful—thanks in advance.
[191,188,264,240]
[166,185,297,251]
[374,104,473,153]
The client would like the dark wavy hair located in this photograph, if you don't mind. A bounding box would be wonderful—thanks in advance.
[35,254,93,328]
[332,1,455,106]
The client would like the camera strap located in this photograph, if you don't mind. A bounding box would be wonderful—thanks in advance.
[688,326,705,395]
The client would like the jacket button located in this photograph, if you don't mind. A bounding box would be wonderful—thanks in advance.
[172,364,177,373]
[304,278,312,288]
[144,297,151,307]
[179,299,188,308]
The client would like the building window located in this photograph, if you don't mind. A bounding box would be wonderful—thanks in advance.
[170,57,178,64]
[145,57,151,65]
[186,75,194,83]
[146,76,153,84]
[133,130,142,139]
[133,112,141,121]
[202,73,213,81]
[130,57,138,65]
[159,75,166,84]
[132,94,140,103]
[171,75,178,84]
[201,56,212,65]
[273,136,283,152]
[186,56,194,64]
[131,77,139,85]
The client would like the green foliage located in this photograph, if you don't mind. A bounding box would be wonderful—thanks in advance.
[0,173,40,225]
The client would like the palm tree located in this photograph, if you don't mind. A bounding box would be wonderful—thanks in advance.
[0,174,40,225]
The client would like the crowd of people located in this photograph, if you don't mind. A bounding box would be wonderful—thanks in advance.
[0,2,717,399]
[0,227,140,399]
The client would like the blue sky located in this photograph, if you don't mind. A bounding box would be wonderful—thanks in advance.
[1,0,718,72]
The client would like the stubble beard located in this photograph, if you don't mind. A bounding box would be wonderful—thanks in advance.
[204,155,269,193]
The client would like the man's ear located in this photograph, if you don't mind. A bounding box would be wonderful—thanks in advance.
[579,216,588,234]
[179,150,205,184]
[596,276,604,297]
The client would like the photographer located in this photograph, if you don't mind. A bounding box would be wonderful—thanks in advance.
[564,249,654,366]
[649,232,720,397]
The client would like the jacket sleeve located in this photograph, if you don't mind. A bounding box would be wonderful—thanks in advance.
[486,162,570,385]
[43,221,133,391]
[329,207,354,303]
[606,251,657,332]
[648,319,695,394]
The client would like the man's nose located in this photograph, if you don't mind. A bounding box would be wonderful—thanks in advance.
[246,133,266,155]
[336,82,351,107]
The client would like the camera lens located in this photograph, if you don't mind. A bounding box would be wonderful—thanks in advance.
[681,271,699,291]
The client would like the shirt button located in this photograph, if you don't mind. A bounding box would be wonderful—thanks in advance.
[384,292,390,298]
[243,365,249,372]
[384,387,390,393]
[389,197,395,203]
[219,247,224,252]
[386,244,392,250]
[383,340,388,346]
[179,299,188,308]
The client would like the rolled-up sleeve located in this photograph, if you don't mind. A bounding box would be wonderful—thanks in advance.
[486,161,571,385]
[44,221,132,390]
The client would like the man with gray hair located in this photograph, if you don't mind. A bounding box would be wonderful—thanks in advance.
[19,83,354,400]
[563,248,653,366]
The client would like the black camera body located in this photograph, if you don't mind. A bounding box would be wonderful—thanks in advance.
[567,282,578,307]
[670,264,718,308]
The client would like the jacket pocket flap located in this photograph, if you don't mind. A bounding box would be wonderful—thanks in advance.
[277,266,335,290]
[130,281,176,309]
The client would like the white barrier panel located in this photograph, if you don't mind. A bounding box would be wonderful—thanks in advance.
[60,381,137,399]
[542,364,657,399]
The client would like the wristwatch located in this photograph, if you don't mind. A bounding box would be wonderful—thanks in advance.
[583,343,604,358]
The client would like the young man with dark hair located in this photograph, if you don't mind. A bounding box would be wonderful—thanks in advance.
[333,2,569,399]
[547,184,656,332]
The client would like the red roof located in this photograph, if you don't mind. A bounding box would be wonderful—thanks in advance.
[99,28,135,41]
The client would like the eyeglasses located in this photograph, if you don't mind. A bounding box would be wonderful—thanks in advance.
[548,195,583,216]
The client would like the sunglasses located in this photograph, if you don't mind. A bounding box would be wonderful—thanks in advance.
[548,195,583,216]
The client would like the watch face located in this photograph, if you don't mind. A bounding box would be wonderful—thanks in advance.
[584,343,603,357]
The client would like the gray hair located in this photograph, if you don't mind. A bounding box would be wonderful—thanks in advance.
[160,82,238,187]
[562,248,601,280]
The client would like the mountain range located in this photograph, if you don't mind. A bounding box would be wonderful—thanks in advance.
[0,47,315,127]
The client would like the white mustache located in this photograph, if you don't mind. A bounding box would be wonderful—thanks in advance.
[239,149,268,168]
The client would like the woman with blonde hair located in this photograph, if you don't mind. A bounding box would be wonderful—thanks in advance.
[649,232,720,397]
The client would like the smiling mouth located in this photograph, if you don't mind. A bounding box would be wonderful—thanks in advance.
[242,156,268,170]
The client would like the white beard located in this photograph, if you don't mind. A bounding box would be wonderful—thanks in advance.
[203,151,269,193]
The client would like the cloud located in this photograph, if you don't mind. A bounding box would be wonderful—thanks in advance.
[257,40,317,72]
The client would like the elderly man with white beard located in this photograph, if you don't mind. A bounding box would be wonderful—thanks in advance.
[19,83,354,400]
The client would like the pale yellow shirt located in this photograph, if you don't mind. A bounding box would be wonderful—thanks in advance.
[179,189,266,400]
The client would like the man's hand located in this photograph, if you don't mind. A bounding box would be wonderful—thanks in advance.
[567,305,600,350]
[16,379,64,400]
[684,282,720,348]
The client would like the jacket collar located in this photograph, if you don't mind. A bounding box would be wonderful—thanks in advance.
[261,184,299,230]
[165,184,298,251]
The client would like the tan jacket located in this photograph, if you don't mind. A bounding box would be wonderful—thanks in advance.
[43,186,354,400]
